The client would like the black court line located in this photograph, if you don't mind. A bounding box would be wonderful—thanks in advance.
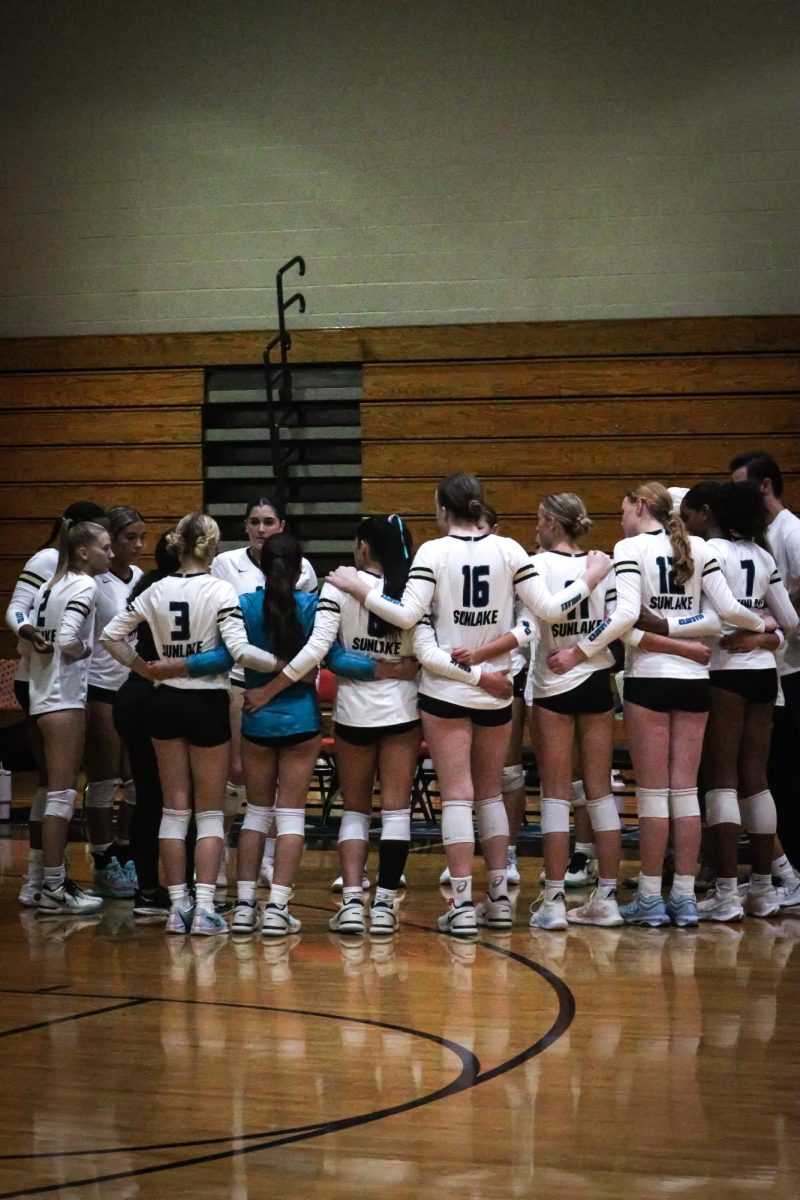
[0,927,575,1198]
[0,998,151,1042]
[34,985,69,995]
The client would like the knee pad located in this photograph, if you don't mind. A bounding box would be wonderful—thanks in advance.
[476,794,509,842]
[224,782,245,817]
[242,803,273,835]
[339,810,370,844]
[571,779,587,807]
[122,779,136,808]
[501,764,524,794]
[669,788,700,819]
[30,786,47,822]
[85,778,120,810]
[586,793,620,833]
[705,788,740,826]
[636,787,669,819]
[195,809,225,841]
[159,807,192,841]
[441,800,475,847]
[740,790,777,836]
[275,807,306,838]
[381,807,411,841]
[44,789,77,821]
[540,796,571,835]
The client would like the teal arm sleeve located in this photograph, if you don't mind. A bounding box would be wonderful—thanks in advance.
[186,643,234,678]
[325,639,377,681]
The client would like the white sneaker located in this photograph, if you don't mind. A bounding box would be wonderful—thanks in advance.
[437,902,477,938]
[697,885,744,923]
[567,888,624,927]
[258,856,274,887]
[744,885,781,918]
[216,864,228,888]
[329,899,366,935]
[565,851,598,888]
[18,877,42,907]
[166,905,194,934]
[231,900,258,934]
[190,907,230,936]
[37,879,103,916]
[506,850,521,886]
[776,877,800,909]
[475,894,513,930]
[439,866,452,885]
[331,874,370,892]
[368,901,399,936]
[261,903,301,938]
[529,894,568,931]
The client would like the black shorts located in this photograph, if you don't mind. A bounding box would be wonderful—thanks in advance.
[624,677,711,714]
[149,686,231,748]
[243,730,319,750]
[334,719,421,747]
[534,669,614,715]
[418,693,513,727]
[13,680,30,714]
[710,668,778,705]
[87,684,118,705]
[513,667,527,700]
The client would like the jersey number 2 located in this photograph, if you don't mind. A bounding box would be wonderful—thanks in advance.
[169,601,190,640]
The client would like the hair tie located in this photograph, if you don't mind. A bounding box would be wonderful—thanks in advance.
[389,513,409,559]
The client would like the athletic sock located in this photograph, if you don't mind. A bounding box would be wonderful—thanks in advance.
[168,884,192,911]
[507,844,517,864]
[195,882,215,911]
[751,872,772,891]
[44,865,66,892]
[488,868,508,899]
[377,837,409,891]
[772,854,795,885]
[544,878,565,902]
[237,880,257,904]
[670,874,695,898]
[269,883,292,909]
[598,876,617,896]
[263,837,276,862]
[717,876,738,895]
[27,848,44,884]
[374,886,396,907]
[342,886,363,906]
[450,875,473,906]
[575,842,595,858]
[639,874,663,898]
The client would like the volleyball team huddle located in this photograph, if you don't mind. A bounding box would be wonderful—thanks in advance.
[6,449,800,940]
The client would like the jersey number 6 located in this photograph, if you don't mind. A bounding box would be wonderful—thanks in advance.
[461,565,490,608]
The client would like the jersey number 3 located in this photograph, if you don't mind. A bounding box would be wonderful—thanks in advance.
[169,601,190,640]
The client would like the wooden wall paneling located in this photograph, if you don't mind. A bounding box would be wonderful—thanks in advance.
[0,370,205,409]
[0,408,200,446]
[0,484,202,519]
[0,447,202,483]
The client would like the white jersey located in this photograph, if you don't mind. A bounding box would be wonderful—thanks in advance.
[4,547,59,684]
[363,532,594,710]
[28,572,97,715]
[212,545,317,684]
[707,538,797,673]
[580,530,764,680]
[102,573,241,691]
[766,509,800,676]
[88,566,143,692]
[529,550,616,699]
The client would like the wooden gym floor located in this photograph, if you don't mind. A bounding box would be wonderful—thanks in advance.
[0,832,799,1200]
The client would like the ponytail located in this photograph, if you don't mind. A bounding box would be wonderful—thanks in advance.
[436,472,485,524]
[50,521,108,587]
[37,500,106,552]
[355,514,414,636]
[628,481,694,586]
[259,533,305,660]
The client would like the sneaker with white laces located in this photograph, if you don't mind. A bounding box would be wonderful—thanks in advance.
[529,894,568,931]
[329,899,366,935]
[261,903,301,938]
[191,906,230,936]
[231,900,259,934]
[166,905,194,934]
[567,888,624,927]
[565,851,598,889]
[439,866,452,885]
[666,893,699,928]
[697,885,744,923]
[331,874,370,893]
[93,857,136,899]
[475,894,513,930]
[506,851,521,887]
[369,901,399,936]
[437,902,478,938]
[18,876,42,907]
[776,877,800,910]
[619,892,670,928]
[744,885,781,918]
[38,878,104,916]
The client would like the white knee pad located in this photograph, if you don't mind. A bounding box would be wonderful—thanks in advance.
[705,788,740,826]
[195,809,225,841]
[242,804,273,835]
[501,764,524,794]
[30,786,48,822]
[540,796,571,835]
[740,790,777,836]
[636,787,669,819]
[476,794,509,842]
[44,789,77,821]
[275,807,306,838]
[586,793,620,833]
[122,779,136,808]
[224,782,245,817]
[339,810,370,844]
[381,807,411,841]
[571,779,587,807]
[159,807,192,841]
[441,799,475,847]
[85,778,120,810]
[669,788,700,819]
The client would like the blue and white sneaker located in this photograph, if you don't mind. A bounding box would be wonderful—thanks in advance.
[165,905,194,934]
[122,858,138,890]
[529,894,568,931]
[93,857,136,899]
[190,906,230,937]
[620,892,670,927]
[666,892,699,927]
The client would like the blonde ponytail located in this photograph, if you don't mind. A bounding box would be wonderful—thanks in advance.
[627,481,694,586]
[50,521,108,587]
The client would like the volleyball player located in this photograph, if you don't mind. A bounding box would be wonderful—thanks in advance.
[4,500,106,906]
[24,521,112,914]
[549,482,769,928]
[83,506,146,897]
[327,472,612,937]
[101,512,278,936]
[677,481,797,920]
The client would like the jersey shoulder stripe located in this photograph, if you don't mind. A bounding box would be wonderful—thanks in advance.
[317,597,341,613]
[216,605,242,621]
[770,569,782,583]
[614,566,641,575]
[408,567,435,580]
[65,599,91,615]
[702,562,720,576]
[20,570,48,587]
[513,565,538,583]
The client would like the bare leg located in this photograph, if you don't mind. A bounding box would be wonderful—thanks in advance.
[623,701,670,878]
[530,704,573,882]
[739,699,777,876]
[335,737,377,887]
[421,714,474,879]
[471,719,512,872]
[271,735,321,888]
[84,699,124,849]
[153,738,192,887]
[190,741,230,885]
[38,710,85,869]
[668,710,707,876]
[702,688,744,879]
[503,696,527,850]
[576,710,619,880]
[239,739,278,883]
